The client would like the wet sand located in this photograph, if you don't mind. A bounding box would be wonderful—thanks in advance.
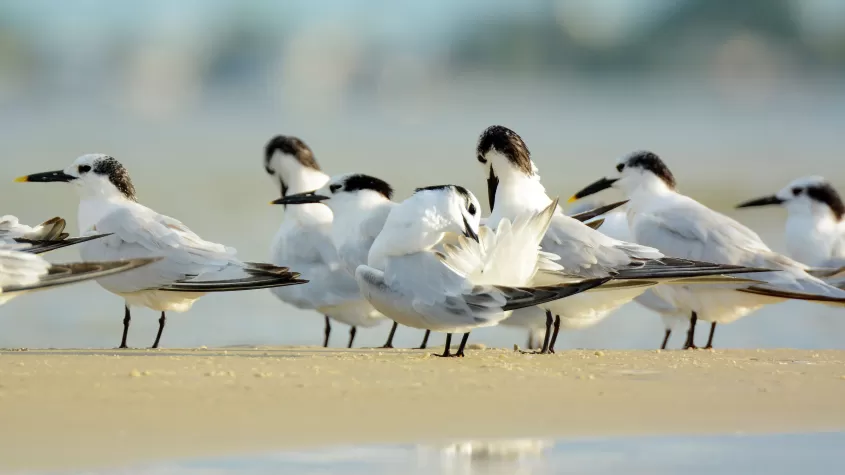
[1,346,844,472]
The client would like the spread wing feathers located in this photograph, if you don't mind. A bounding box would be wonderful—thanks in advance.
[1,257,160,293]
[16,233,112,254]
[371,252,608,330]
[632,201,845,301]
[0,215,67,242]
[159,263,307,292]
[0,249,51,288]
[439,199,560,287]
[568,200,628,223]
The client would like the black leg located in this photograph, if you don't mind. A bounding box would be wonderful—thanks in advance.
[417,330,431,349]
[323,315,331,347]
[539,310,553,353]
[455,333,470,357]
[436,333,453,357]
[381,322,398,348]
[661,328,671,350]
[347,326,357,349]
[684,312,699,350]
[119,305,131,349]
[547,315,561,353]
[704,322,717,350]
[151,311,165,349]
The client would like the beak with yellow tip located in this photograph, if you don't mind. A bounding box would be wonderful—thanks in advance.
[569,177,619,203]
[15,170,77,183]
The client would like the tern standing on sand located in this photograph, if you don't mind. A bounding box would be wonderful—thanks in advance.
[273,173,434,349]
[17,154,307,348]
[476,125,767,353]
[264,135,385,348]
[356,185,608,357]
[571,151,845,349]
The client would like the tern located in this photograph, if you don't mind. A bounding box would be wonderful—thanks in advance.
[17,154,307,349]
[571,151,845,349]
[477,125,771,353]
[264,135,386,348]
[357,185,608,357]
[736,176,844,270]
[273,173,434,349]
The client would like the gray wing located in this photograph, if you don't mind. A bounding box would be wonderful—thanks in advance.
[542,213,664,278]
[633,201,845,301]
[16,234,112,254]
[2,258,160,294]
[381,253,607,328]
[273,223,364,308]
[80,206,241,292]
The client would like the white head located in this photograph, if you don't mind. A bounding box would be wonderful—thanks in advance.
[16,154,137,201]
[475,125,541,210]
[404,185,482,243]
[367,185,481,269]
[263,135,328,197]
[569,151,677,202]
[271,173,394,214]
[736,176,844,222]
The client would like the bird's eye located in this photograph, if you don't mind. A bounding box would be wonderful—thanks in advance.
[468,203,477,215]
[792,187,803,196]
[78,165,91,174]
[329,184,341,193]
[477,155,487,164]
[616,163,625,172]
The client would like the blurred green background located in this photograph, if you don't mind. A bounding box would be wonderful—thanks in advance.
[1,0,843,349]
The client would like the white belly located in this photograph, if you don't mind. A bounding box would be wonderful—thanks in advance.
[118,290,205,312]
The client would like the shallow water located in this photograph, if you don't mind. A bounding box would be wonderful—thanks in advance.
[53,432,844,475]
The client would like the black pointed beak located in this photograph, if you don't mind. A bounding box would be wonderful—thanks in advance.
[486,168,499,210]
[462,217,479,242]
[15,170,76,183]
[736,195,785,209]
[569,200,629,223]
[568,177,619,203]
[270,191,329,205]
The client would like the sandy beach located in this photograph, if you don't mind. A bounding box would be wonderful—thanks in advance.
[1,346,844,472]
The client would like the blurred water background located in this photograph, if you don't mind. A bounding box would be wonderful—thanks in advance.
[1,0,844,350]
[67,433,845,475]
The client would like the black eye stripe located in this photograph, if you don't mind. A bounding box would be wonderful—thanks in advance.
[78,165,91,173]
[468,203,477,215]
[792,187,803,196]
[477,155,487,164]
[616,164,624,172]
[329,184,341,193]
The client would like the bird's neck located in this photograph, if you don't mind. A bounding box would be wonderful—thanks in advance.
[784,208,842,265]
[78,196,129,235]
[281,166,329,196]
[330,196,394,253]
[624,179,676,211]
[489,171,552,223]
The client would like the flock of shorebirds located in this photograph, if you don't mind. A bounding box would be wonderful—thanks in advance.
[3,125,843,356]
